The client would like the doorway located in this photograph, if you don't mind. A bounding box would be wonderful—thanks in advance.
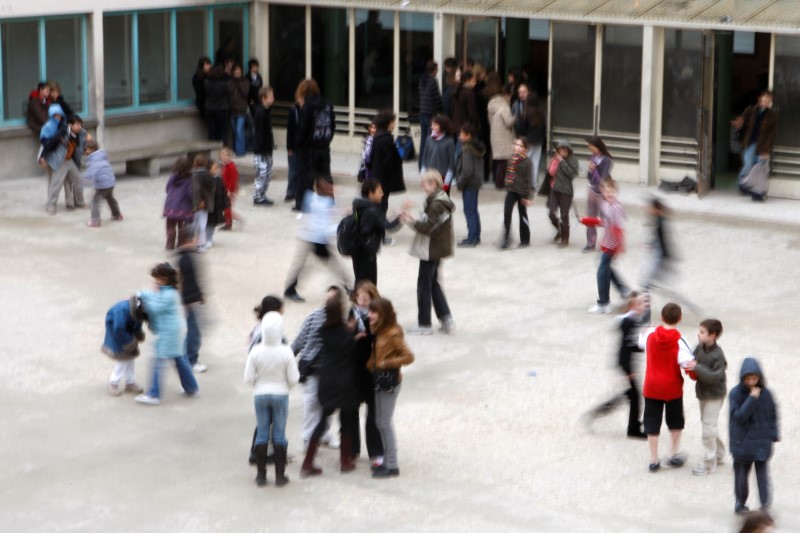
[455,17,499,72]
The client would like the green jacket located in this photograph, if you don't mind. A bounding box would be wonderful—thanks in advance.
[410,190,455,261]
[506,156,532,198]
[455,138,486,191]
[693,343,727,400]
[552,155,579,196]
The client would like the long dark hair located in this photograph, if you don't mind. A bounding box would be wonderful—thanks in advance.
[483,72,504,99]
[525,93,545,130]
[323,291,345,329]
[586,135,612,158]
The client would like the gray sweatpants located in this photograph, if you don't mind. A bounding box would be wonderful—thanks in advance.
[375,384,401,469]
[46,160,84,210]
[91,187,121,221]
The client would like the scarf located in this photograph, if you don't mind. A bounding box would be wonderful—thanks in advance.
[505,151,527,186]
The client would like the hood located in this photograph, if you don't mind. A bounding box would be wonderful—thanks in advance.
[487,95,507,114]
[653,326,681,347]
[463,138,486,157]
[739,357,765,385]
[429,189,455,213]
[260,311,284,347]
[87,150,109,165]
[48,104,65,119]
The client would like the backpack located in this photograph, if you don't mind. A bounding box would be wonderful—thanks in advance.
[336,209,360,256]
[395,134,415,161]
[312,101,335,144]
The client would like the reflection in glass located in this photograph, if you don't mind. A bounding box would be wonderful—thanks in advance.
[662,30,702,139]
[312,7,348,107]
[774,36,800,148]
[550,23,595,131]
[269,5,305,102]
[399,12,433,114]
[354,10,394,110]
[138,12,171,104]
[466,19,497,72]
[213,7,245,67]
[46,18,84,114]
[177,10,208,101]
[600,26,642,134]
[104,15,133,108]
[2,21,39,120]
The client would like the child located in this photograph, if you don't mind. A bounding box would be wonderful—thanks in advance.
[252,86,275,206]
[640,302,694,471]
[204,159,227,248]
[729,357,780,515]
[102,296,146,396]
[582,176,629,314]
[163,157,195,250]
[83,140,123,227]
[683,319,727,476]
[285,98,301,202]
[350,179,401,285]
[177,228,207,373]
[40,106,86,214]
[546,140,579,248]
[454,123,485,247]
[134,262,199,405]
[244,311,300,487]
[219,147,239,230]
[421,114,456,194]
[583,292,648,438]
[191,154,215,252]
[501,137,533,250]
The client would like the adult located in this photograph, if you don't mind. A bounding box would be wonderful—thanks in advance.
[418,60,443,171]
[473,65,492,180]
[27,82,51,135]
[294,78,334,212]
[485,72,515,189]
[451,71,479,134]
[441,57,458,118]
[40,109,87,214]
[584,136,614,253]
[228,64,250,156]
[192,57,211,118]
[512,84,546,189]
[369,110,405,237]
[732,90,777,201]
[203,64,230,143]
[351,179,401,285]
[401,171,455,336]
[505,67,524,107]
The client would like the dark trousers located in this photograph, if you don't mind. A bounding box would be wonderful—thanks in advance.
[734,459,771,508]
[380,189,390,218]
[417,260,451,327]
[352,251,378,285]
[503,191,530,245]
[493,159,508,189]
[185,304,201,366]
[295,147,331,210]
[206,110,229,142]
[418,114,432,171]
[589,375,642,433]
[548,190,572,232]
[311,406,358,444]
[352,390,384,459]
[462,188,481,243]
[165,219,187,250]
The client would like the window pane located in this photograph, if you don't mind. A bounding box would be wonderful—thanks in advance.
[213,7,244,67]
[138,12,170,104]
[104,15,133,108]
[2,21,39,121]
[399,12,433,114]
[354,10,393,110]
[177,10,207,101]
[269,5,305,102]
[550,23,595,130]
[46,18,84,114]
[774,36,800,148]
[312,7,348,107]
[599,26,642,134]
[466,19,497,72]
[662,30,702,139]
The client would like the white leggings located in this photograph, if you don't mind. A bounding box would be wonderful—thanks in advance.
[110,360,136,385]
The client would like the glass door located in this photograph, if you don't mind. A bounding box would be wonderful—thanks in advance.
[459,17,498,72]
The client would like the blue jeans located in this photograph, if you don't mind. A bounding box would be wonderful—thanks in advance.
[185,305,201,366]
[597,251,628,305]
[738,143,758,184]
[231,114,246,156]
[287,152,298,198]
[462,188,481,242]
[254,394,289,447]
[147,356,198,399]
[418,114,432,170]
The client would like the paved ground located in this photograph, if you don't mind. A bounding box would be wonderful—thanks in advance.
[1,158,798,532]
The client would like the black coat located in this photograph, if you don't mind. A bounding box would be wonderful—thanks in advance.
[352,198,400,254]
[418,73,443,116]
[317,325,359,411]
[369,131,405,193]
[203,77,230,112]
[296,94,333,150]
[252,105,274,156]
[729,358,779,462]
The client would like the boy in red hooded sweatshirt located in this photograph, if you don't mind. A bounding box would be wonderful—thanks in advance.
[641,302,694,472]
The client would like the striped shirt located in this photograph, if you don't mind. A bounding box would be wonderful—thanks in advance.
[600,197,625,254]
[291,308,326,363]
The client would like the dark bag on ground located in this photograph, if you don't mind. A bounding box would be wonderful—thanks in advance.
[658,176,697,194]
[336,210,360,256]
[373,369,399,392]
[395,133,415,161]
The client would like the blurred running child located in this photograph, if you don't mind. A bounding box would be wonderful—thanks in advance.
[219,147,240,230]
[102,296,147,396]
[191,154,215,252]
[164,157,195,250]
[177,228,207,373]
[204,158,227,249]
[83,140,123,227]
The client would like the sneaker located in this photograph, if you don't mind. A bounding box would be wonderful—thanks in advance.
[254,198,274,206]
[692,463,716,476]
[406,326,434,336]
[123,382,144,394]
[587,303,612,314]
[457,239,478,247]
[111,214,124,221]
[107,382,122,396]
[582,245,595,253]
[649,461,661,472]
[192,362,208,373]
[372,466,400,478]
[370,456,384,471]
[734,503,750,515]
[135,394,161,405]
[626,430,647,440]
[517,242,530,249]
[499,240,511,250]
[284,292,306,303]
[667,453,687,467]
[195,246,208,254]
[439,316,455,334]
[383,237,395,247]
[87,220,101,228]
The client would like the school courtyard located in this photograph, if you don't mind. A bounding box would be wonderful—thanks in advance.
[0,152,798,532]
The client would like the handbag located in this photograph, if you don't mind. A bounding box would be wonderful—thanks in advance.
[372,343,399,392]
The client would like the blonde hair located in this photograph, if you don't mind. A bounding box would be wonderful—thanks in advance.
[421,170,443,191]
[219,146,233,158]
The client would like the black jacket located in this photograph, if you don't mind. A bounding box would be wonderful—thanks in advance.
[296,94,333,150]
[369,131,405,193]
[252,105,274,156]
[286,104,300,152]
[418,73,442,116]
[203,77,230,112]
[729,358,779,462]
[177,251,203,305]
[352,198,400,254]
[318,325,359,411]
[617,314,644,376]
[455,138,485,191]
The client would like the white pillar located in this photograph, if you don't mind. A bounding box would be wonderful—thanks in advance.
[434,13,456,87]
[348,8,355,137]
[90,9,105,146]
[393,11,400,114]
[305,6,312,79]
[639,25,663,186]
[251,1,269,80]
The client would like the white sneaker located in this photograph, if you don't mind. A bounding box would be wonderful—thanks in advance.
[192,362,208,373]
[406,326,434,336]
[439,316,455,334]
[587,303,612,314]
[692,463,716,476]
[135,394,161,405]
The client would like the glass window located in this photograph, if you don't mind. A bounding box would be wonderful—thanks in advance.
[269,5,306,102]
[399,12,433,114]
[599,26,642,134]
[177,10,208,101]
[550,23,595,131]
[213,7,245,67]
[466,19,497,72]
[104,15,133,108]
[2,21,40,121]
[138,12,171,104]
[312,8,348,107]
[662,30,702,139]
[46,18,84,114]
[354,10,393,110]
[774,36,800,148]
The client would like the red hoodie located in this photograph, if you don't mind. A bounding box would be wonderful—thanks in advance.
[643,326,684,400]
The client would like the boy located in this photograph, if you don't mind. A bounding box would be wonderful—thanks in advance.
[683,319,727,476]
[40,108,86,214]
[641,302,693,472]
[177,228,207,373]
[83,140,123,227]
[350,179,401,285]
[252,86,275,206]
[454,123,485,247]
[219,147,239,230]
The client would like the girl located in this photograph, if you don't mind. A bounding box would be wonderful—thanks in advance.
[134,263,198,405]
[421,114,456,194]
[102,296,146,396]
[455,123,485,247]
[219,147,240,231]
[191,154,215,252]
[485,73,515,189]
[512,84,546,189]
[357,121,376,183]
[367,297,415,478]
[163,157,194,250]
[581,177,630,314]
[244,311,299,487]
[501,138,533,250]
[584,136,614,252]
[547,140,579,248]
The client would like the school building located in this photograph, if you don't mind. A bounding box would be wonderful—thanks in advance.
[2,1,800,197]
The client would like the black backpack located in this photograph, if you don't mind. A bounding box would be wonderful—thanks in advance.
[336,209,359,256]
[312,101,335,144]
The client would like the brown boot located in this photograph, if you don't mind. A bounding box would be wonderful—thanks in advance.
[254,444,268,487]
[558,227,570,248]
[274,445,290,487]
[300,439,322,478]
[339,437,356,473]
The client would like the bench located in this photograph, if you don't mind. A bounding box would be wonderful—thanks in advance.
[109,140,222,176]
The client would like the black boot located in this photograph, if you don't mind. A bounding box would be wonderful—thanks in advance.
[248,428,257,465]
[254,444,268,487]
[274,445,290,487]
[558,226,570,248]
[340,437,356,473]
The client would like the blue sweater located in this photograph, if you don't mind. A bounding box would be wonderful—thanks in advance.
[137,286,186,358]
[83,150,116,190]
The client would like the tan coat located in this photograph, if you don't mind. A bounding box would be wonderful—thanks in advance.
[487,95,515,160]
[366,325,415,383]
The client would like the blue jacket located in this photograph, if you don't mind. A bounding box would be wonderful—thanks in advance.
[729,357,779,462]
[83,150,116,190]
[102,298,145,360]
[39,104,86,171]
[137,286,186,358]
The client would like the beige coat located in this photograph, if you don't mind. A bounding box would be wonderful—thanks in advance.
[487,95,515,160]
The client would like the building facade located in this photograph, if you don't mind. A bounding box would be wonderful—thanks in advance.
[2,0,800,197]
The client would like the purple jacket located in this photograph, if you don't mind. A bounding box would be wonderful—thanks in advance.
[588,154,613,192]
[163,172,194,221]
